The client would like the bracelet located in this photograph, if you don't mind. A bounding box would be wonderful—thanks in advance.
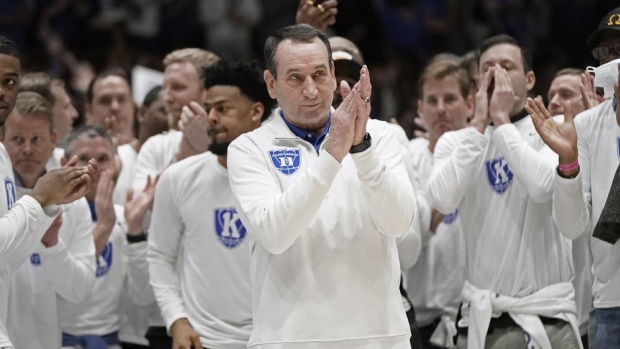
[558,160,579,172]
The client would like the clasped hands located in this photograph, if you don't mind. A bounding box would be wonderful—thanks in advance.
[326,65,372,162]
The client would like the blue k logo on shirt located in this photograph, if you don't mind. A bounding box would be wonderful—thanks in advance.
[486,157,513,194]
[30,253,41,266]
[269,149,301,176]
[215,208,247,249]
[442,210,459,224]
[96,242,113,277]
[4,178,15,210]
[616,137,620,161]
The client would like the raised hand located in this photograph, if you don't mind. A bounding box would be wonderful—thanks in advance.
[580,71,601,111]
[295,0,338,31]
[525,97,578,164]
[352,65,371,145]
[124,175,158,236]
[30,166,94,207]
[469,67,494,132]
[489,65,515,126]
[179,101,211,153]
[325,81,357,162]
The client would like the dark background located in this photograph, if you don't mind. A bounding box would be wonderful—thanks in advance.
[0,0,614,137]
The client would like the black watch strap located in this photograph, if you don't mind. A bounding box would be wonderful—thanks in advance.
[126,233,147,244]
[350,133,372,154]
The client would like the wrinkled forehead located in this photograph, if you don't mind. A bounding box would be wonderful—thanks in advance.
[550,74,581,91]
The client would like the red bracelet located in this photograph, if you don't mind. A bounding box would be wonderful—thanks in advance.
[558,160,579,172]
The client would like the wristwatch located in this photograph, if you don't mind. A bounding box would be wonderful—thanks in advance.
[350,133,372,153]
[126,232,147,244]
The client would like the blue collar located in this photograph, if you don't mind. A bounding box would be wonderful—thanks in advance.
[280,110,331,152]
[614,97,617,111]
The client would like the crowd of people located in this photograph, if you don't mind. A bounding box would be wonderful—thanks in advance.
[1,2,620,349]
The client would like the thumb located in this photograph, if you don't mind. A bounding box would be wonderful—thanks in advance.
[339,80,352,100]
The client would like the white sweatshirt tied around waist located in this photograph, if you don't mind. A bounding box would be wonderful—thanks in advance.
[459,281,582,349]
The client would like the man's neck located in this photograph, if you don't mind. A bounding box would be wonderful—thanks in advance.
[15,172,41,189]
[218,155,227,169]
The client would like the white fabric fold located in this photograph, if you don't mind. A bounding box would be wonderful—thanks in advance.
[460,281,582,349]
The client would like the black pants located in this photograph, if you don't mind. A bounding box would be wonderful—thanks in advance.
[121,343,148,349]
[145,326,173,349]
[418,319,447,349]
[406,306,423,349]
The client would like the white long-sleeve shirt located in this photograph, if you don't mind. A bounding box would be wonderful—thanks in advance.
[227,112,416,349]
[0,144,60,348]
[149,151,252,348]
[401,137,465,326]
[427,117,577,343]
[132,130,182,193]
[7,191,96,349]
[58,205,149,337]
[552,99,620,309]
[113,143,138,206]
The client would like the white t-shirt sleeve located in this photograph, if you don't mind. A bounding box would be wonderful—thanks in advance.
[0,196,60,267]
[350,124,416,237]
[491,123,558,203]
[228,136,342,255]
[428,128,487,214]
[40,200,97,303]
[148,169,188,331]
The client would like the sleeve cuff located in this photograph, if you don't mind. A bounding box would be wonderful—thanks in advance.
[350,144,382,175]
[313,149,343,186]
[166,312,191,334]
[465,127,490,148]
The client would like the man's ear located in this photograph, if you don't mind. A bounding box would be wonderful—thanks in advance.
[264,70,277,99]
[136,107,147,124]
[525,70,536,92]
[250,102,265,126]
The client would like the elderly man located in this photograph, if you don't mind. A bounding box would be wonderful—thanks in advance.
[228,24,417,348]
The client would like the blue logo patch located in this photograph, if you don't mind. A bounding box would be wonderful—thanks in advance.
[215,208,247,249]
[96,242,113,278]
[269,149,301,176]
[4,178,15,210]
[486,157,513,194]
[442,210,458,224]
[30,253,41,266]
[616,137,620,161]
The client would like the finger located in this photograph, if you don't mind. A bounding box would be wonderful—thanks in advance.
[188,101,207,118]
[63,155,79,168]
[104,117,112,131]
[477,67,492,94]
[525,98,542,129]
[144,175,152,192]
[534,95,543,105]
[563,100,575,125]
[413,130,429,139]
[191,335,204,349]
[339,80,352,100]
[360,65,371,98]
[126,188,134,204]
[352,88,366,118]
[413,117,427,131]
[579,84,592,109]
